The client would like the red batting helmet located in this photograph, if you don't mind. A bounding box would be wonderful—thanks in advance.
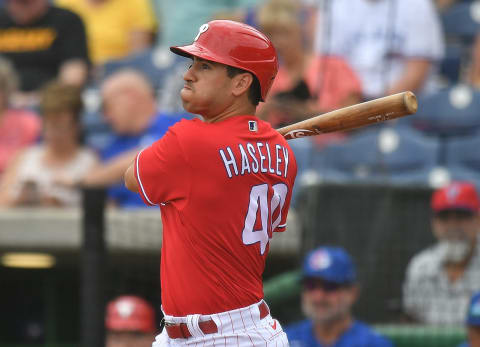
[170,20,278,101]
[105,295,155,333]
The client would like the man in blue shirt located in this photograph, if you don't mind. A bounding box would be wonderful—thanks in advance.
[285,246,393,347]
[83,69,186,207]
[457,291,480,347]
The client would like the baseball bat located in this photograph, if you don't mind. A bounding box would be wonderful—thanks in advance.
[277,91,418,140]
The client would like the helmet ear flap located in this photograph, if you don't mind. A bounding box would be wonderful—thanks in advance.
[170,20,278,101]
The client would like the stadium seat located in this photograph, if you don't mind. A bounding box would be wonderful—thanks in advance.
[410,84,480,135]
[444,132,480,189]
[381,126,440,186]
[439,43,463,83]
[289,138,321,205]
[312,126,382,184]
[313,126,441,186]
[441,1,480,42]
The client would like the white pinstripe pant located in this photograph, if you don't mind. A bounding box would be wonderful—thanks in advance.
[152,300,290,346]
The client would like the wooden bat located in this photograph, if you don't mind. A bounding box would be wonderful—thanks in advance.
[277,91,418,140]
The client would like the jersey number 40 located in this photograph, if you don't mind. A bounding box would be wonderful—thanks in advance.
[242,183,288,255]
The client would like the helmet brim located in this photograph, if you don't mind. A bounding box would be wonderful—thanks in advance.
[170,45,220,65]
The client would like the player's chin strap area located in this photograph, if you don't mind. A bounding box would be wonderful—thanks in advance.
[162,301,270,339]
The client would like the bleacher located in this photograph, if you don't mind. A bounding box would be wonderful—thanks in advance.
[3,0,480,346]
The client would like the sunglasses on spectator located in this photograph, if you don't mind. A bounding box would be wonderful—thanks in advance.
[435,209,475,221]
[303,278,351,292]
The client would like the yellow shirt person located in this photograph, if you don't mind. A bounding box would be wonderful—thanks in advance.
[56,0,156,65]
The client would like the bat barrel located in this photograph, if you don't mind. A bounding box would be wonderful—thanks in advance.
[277,91,418,140]
[404,91,418,114]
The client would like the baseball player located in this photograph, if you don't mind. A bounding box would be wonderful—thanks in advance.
[124,20,297,346]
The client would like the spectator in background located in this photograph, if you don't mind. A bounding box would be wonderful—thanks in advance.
[0,0,89,108]
[312,0,444,100]
[469,36,480,88]
[257,0,362,130]
[105,295,157,347]
[55,0,156,68]
[403,182,480,325]
[286,246,393,347]
[153,0,262,47]
[0,81,98,207]
[457,291,480,347]
[0,56,40,176]
[435,0,460,12]
[80,69,185,208]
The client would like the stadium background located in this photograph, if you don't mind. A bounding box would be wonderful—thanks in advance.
[1,0,480,346]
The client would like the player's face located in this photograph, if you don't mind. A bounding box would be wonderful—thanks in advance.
[301,278,357,324]
[180,57,236,119]
[106,331,154,347]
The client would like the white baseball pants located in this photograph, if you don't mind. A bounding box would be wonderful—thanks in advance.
[152,300,289,346]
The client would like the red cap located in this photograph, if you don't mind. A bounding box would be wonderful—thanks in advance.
[431,182,480,213]
[105,296,155,333]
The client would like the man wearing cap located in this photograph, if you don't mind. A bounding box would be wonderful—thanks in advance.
[105,295,157,347]
[285,246,393,347]
[403,181,480,324]
[457,291,480,347]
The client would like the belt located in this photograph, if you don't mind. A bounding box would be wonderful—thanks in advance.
[165,301,270,339]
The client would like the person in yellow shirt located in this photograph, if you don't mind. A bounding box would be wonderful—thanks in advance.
[55,0,156,66]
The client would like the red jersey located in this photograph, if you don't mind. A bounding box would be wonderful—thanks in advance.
[134,115,297,316]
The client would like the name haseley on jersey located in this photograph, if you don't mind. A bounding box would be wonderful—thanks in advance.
[219,142,290,179]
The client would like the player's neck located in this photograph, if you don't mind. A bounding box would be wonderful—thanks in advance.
[203,103,256,124]
[313,314,353,345]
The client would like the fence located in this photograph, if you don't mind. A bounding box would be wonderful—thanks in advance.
[0,183,471,346]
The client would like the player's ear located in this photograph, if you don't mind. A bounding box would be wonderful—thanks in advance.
[231,72,253,98]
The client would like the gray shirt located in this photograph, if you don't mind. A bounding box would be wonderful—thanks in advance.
[403,242,480,324]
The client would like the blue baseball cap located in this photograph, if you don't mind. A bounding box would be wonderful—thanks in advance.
[467,292,480,326]
[302,246,356,284]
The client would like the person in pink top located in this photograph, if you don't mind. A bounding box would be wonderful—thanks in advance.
[256,0,362,130]
[124,20,297,346]
[0,57,40,176]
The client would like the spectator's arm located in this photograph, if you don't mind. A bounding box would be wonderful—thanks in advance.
[59,58,89,87]
[387,59,431,95]
[83,149,138,187]
[127,0,156,54]
[470,34,480,87]
[0,150,25,207]
[57,9,90,81]
[129,31,154,54]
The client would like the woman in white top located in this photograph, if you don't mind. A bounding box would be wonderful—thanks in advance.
[0,81,98,207]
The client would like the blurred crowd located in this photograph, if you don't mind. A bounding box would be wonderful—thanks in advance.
[0,0,479,208]
[2,0,480,344]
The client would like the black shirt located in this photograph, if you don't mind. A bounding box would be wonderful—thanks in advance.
[0,6,89,91]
